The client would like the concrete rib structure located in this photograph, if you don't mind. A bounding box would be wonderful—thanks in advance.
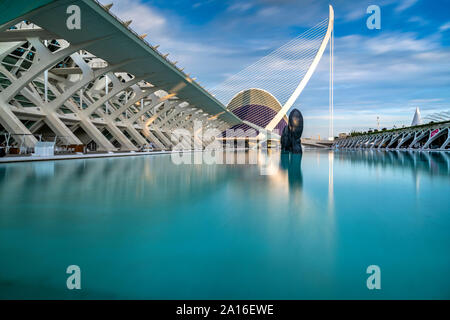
[0,0,242,152]
[333,121,450,151]
[0,1,334,154]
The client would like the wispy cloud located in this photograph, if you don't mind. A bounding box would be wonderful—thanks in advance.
[101,0,242,85]
[107,0,166,34]
[408,16,429,26]
[257,6,280,17]
[440,21,450,31]
[300,28,450,136]
[365,33,438,54]
[395,0,419,12]
[227,3,253,12]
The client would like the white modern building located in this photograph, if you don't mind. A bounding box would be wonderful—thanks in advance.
[0,1,334,154]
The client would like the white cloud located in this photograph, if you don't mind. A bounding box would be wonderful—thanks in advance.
[257,7,280,17]
[228,3,253,12]
[365,33,437,54]
[395,0,419,12]
[98,0,241,86]
[192,0,215,9]
[300,29,450,136]
[106,0,166,35]
[439,22,450,32]
[343,8,366,22]
[409,98,444,104]
[408,16,429,26]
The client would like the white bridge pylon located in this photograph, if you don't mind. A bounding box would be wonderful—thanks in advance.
[265,4,334,134]
[213,5,334,142]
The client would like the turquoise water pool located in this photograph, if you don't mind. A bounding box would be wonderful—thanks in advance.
[0,150,449,299]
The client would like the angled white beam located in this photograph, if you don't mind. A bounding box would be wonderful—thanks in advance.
[265,5,334,131]
[129,99,177,124]
[441,129,450,149]
[47,55,139,112]
[151,128,172,147]
[109,87,159,119]
[409,131,428,148]
[83,74,150,116]
[123,125,148,147]
[423,128,447,149]
[135,119,166,149]
[152,103,186,129]
[0,36,111,102]
[0,101,38,147]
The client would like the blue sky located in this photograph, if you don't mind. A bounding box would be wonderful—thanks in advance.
[102,0,450,138]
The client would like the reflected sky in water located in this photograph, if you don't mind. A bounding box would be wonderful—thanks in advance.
[0,150,449,299]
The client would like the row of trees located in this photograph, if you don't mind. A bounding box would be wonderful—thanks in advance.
[348,120,445,137]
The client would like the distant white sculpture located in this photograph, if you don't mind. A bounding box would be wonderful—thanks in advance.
[411,107,422,126]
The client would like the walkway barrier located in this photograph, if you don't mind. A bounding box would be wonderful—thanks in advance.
[33,141,55,157]
[333,121,450,151]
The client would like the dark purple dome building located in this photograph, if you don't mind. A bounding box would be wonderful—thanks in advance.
[225,88,288,137]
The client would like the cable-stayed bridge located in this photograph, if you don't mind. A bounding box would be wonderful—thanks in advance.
[213,5,334,144]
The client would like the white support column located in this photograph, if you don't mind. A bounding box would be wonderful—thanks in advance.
[0,38,101,148]
[152,128,173,148]
[29,119,45,133]
[105,75,109,114]
[152,103,185,130]
[125,125,149,147]
[93,85,159,149]
[109,88,159,120]
[83,74,148,116]
[44,40,48,103]
[397,132,412,149]
[423,128,447,149]
[93,108,137,151]
[0,102,38,147]
[441,129,450,149]
[409,131,428,149]
[135,121,166,149]
[329,26,334,141]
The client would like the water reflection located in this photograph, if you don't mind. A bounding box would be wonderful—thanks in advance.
[0,150,448,210]
[328,151,334,209]
[0,150,449,299]
[334,150,450,177]
[0,156,237,209]
[279,152,303,191]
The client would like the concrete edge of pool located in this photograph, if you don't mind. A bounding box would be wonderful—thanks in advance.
[0,150,197,163]
[1,148,448,164]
